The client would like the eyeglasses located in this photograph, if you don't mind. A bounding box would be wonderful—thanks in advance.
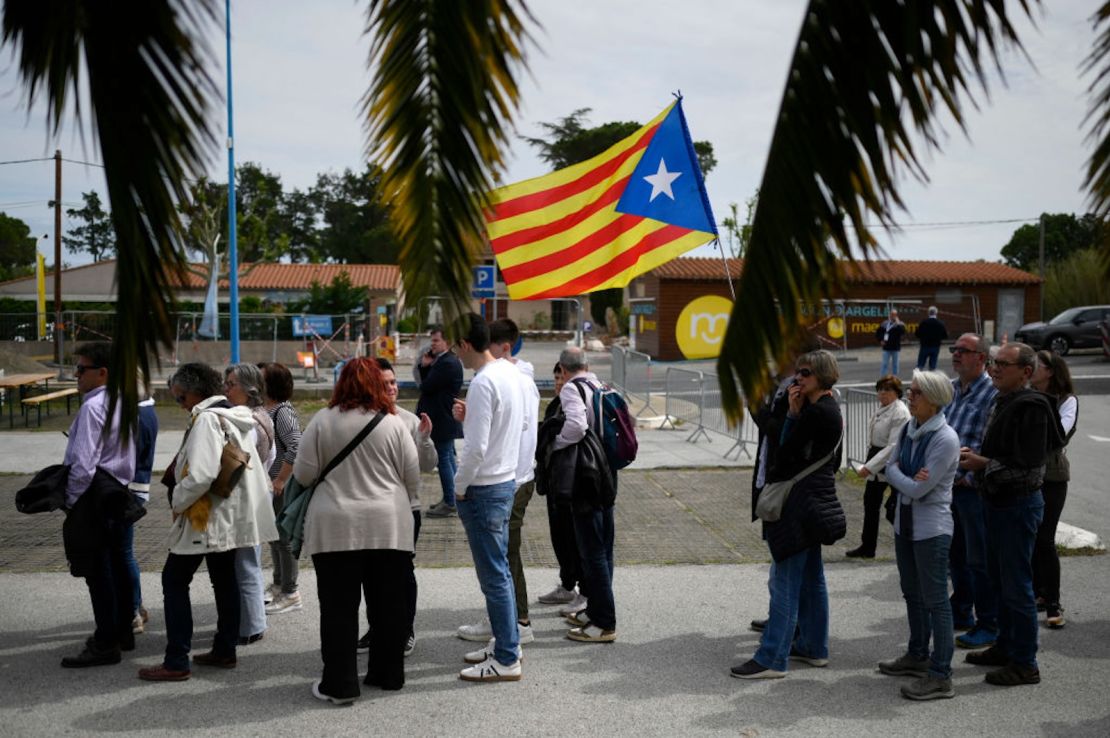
[223,379,239,389]
[74,364,102,375]
[795,367,814,378]
[948,346,981,355]
[991,359,1020,369]
[907,387,923,398]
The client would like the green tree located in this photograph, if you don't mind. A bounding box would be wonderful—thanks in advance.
[523,108,717,177]
[0,212,37,282]
[63,191,116,262]
[312,166,399,264]
[289,271,369,315]
[1043,247,1110,317]
[720,190,759,260]
[1000,213,1105,272]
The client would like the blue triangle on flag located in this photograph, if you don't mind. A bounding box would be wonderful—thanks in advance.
[615,101,716,235]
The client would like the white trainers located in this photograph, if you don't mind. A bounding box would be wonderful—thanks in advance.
[464,637,523,664]
[537,584,576,605]
[263,584,279,605]
[131,612,144,635]
[404,633,416,657]
[311,679,356,706]
[266,591,303,614]
[558,592,588,617]
[457,619,534,644]
[459,655,522,682]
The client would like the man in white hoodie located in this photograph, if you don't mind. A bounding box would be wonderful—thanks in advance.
[450,313,525,682]
[456,319,540,646]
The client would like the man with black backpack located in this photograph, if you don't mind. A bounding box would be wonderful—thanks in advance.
[551,346,620,644]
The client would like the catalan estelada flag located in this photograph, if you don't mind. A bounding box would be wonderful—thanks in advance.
[486,99,717,300]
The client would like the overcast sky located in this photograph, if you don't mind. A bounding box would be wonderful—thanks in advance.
[0,0,1100,269]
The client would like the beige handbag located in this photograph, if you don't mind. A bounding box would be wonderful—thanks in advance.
[209,416,251,499]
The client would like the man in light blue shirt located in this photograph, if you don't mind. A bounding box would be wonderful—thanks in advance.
[61,342,137,669]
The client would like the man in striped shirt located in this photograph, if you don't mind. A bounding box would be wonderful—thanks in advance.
[945,333,999,650]
[61,342,137,668]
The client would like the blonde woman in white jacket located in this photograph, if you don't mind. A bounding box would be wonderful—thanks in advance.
[138,363,278,683]
[846,375,911,558]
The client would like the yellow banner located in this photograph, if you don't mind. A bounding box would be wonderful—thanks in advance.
[36,253,46,340]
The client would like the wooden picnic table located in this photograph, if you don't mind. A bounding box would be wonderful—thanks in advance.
[0,372,60,429]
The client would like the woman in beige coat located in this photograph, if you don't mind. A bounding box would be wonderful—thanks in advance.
[294,357,420,705]
[138,363,277,682]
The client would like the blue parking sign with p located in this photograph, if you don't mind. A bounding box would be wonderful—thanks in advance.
[472,265,496,298]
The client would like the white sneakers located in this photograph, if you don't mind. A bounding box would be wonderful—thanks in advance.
[558,593,588,617]
[312,679,355,706]
[459,655,522,682]
[537,584,577,605]
[464,637,523,664]
[456,619,535,644]
[266,591,303,614]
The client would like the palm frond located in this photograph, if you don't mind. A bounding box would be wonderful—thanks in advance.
[2,0,220,437]
[1083,1,1110,278]
[716,0,1034,419]
[362,0,535,333]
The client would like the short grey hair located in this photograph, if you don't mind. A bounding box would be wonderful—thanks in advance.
[928,306,938,317]
[958,332,991,355]
[912,369,953,408]
[558,346,588,373]
[1006,341,1037,369]
[796,349,839,389]
[170,362,222,399]
[225,363,266,407]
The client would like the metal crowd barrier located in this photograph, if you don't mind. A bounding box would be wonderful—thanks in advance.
[609,345,627,391]
[622,348,659,417]
[841,387,879,468]
[661,367,758,460]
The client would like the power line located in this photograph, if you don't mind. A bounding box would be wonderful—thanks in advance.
[0,157,54,166]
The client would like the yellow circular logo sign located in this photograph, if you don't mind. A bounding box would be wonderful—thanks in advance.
[827,317,845,339]
[676,295,733,359]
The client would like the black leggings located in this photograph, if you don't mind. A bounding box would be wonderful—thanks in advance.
[1032,480,1067,605]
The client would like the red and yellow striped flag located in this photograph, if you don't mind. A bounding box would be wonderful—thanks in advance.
[486,100,717,300]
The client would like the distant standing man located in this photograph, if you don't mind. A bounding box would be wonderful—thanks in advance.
[958,342,1063,687]
[555,346,619,644]
[877,309,907,377]
[61,342,138,668]
[451,313,525,682]
[945,334,999,651]
[417,326,464,517]
[915,307,949,370]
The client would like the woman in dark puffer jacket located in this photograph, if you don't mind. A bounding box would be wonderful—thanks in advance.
[732,350,845,679]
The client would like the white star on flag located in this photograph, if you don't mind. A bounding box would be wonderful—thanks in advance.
[643,158,682,202]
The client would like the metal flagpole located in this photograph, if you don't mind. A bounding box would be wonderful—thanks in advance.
[716,238,736,300]
[225,0,241,363]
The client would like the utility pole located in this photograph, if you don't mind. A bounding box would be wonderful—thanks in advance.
[53,149,65,378]
[1038,213,1045,322]
[225,0,240,363]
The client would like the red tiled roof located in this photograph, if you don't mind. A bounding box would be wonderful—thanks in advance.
[648,257,1040,286]
[177,262,400,292]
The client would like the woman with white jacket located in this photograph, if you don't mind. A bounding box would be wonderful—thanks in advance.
[138,363,278,682]
[847,375,911,558]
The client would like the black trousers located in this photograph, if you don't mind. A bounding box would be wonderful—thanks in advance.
[1032,480,1067,605]
[547,493,582,592]
[315,549,412,698]
[162,550,240,671]
[85,518,135,650]
[363,511,420,635]
[858,479,890,556]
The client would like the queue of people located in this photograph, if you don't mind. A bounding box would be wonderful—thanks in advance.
[53,325,1077,706]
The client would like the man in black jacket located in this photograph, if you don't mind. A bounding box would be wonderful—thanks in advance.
[416,327,464,517]
[958,342,1064,687]
[914,306,949,370]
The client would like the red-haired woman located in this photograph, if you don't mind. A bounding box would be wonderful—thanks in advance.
[293,357,421,705]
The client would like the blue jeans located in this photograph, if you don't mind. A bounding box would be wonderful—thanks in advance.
[235,545,267,638]
[985,492,1044,669]
[916,345,940,370]
[895,533,954,679]
[162,551,239,671]
[880,350,901,377]
[755,545,828,672]
[123,495,146,612]
[435,440,458,507]
[949,486,998,630]
[457,481,518,665]
[573,505,616,630]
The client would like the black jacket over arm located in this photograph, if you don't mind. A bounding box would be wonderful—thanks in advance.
[763,394,846,562]
[416,351,464,443]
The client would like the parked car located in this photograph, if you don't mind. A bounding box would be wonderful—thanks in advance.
[1014,305,1110,355]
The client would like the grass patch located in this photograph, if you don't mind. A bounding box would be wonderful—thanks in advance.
[1058,545,1107,557]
